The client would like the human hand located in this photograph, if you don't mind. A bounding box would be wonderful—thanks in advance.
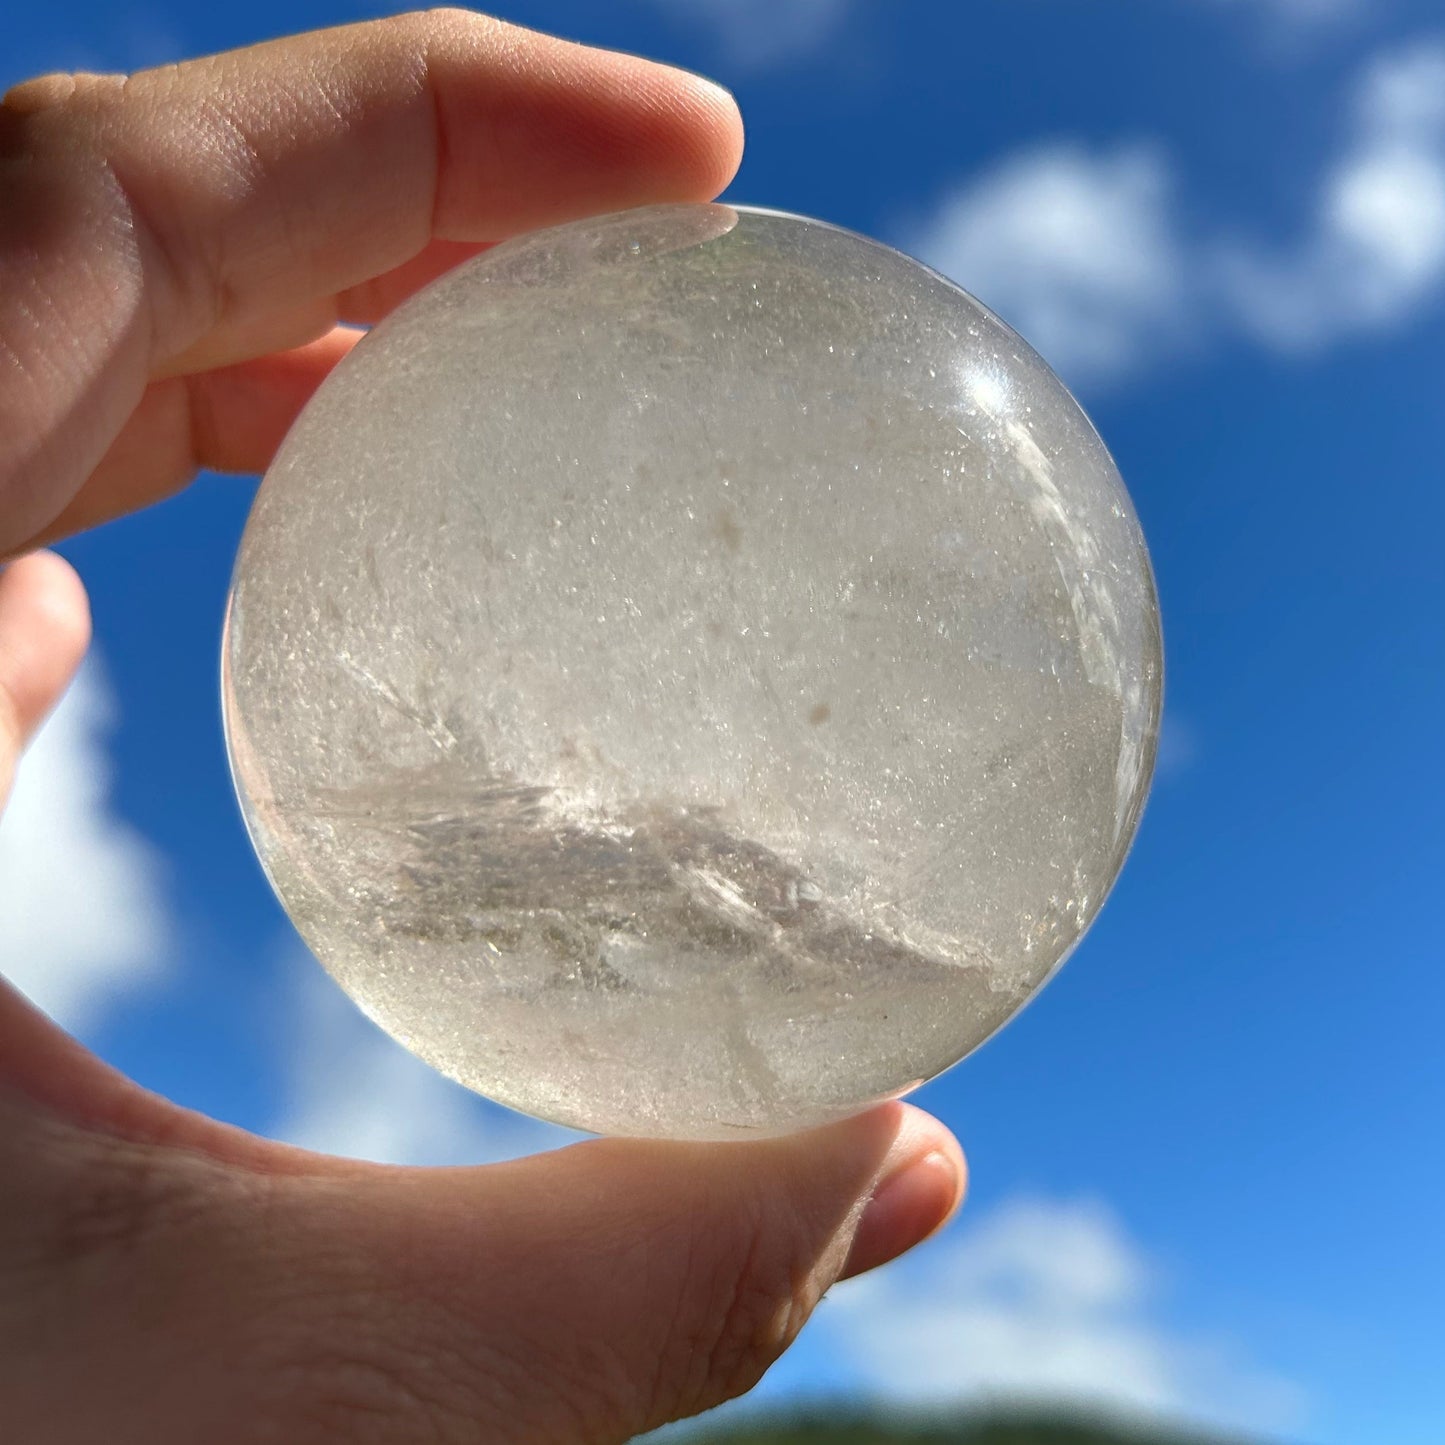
[0,13,965,1441]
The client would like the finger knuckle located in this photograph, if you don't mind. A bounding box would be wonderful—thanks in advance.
[0,71,130,275]
[2,70,119,122]
[2,72,80,117]
[13,1123,219,1270]
[389,7,506,53]
[421,7,504,34]
[1,73,128,164]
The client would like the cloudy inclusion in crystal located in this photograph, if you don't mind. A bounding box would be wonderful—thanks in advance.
[222,204,1162,1141]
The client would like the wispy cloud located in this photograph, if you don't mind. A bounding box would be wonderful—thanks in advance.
[904,38,1445,389]
[642,0,851,69]
[269,954,578,1166]
[816,1196,1307,1437]
[909,144,1188,384]
[1219,42,1445,347]
[0,658,171,1036]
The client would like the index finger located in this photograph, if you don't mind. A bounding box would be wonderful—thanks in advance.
[0,9,743,551]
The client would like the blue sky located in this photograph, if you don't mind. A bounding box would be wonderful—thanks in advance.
[2,1,1442,1441]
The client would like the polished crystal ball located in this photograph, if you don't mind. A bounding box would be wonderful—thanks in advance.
[223,204,1162,1141]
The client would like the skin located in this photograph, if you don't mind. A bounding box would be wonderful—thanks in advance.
[0,13,966,1442]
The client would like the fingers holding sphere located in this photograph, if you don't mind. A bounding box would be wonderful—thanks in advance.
[0,10,744,554]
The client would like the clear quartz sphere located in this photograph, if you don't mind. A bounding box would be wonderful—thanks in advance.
[223,204,1162,1141]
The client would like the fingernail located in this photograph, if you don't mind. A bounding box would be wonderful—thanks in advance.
[842,1150,963,1280]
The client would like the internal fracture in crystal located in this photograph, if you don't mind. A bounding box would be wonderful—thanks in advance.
[222,204,1163,1140]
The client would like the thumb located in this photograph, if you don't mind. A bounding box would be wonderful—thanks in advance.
[0,1090,962,1444]
[346,1103,965,1438]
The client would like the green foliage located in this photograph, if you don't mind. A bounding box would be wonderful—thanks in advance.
[679,1407,1258,1445]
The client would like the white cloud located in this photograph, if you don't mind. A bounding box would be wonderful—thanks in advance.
[1218,42,1445,347]
[644,0,851,69]
[904,38,1445,388]
[909,145,1188,384]
[817,1196,1307,1438]
[269,954,578,1166]
[0,658,171,1035]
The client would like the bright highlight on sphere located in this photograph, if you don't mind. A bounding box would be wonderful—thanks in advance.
[222,204,1162,1141]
